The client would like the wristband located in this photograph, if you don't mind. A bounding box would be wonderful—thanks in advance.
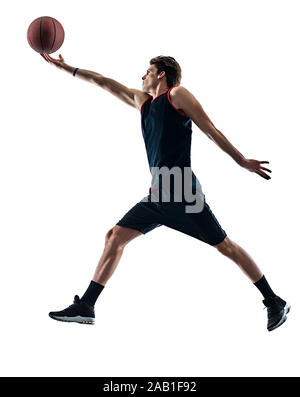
[73,67,79,76]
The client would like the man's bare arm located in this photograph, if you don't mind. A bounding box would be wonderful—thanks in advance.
[91,74,149,110]
[170,86,272,180]
[40,53,150,110]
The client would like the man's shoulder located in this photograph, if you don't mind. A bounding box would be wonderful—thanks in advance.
[169,86,191,116]
[169,85,190,99]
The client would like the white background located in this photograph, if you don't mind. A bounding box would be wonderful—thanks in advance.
[0,0,299,377]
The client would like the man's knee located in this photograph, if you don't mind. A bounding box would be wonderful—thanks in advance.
[105,225,141,249]
[213,236,236,257]
[105,226,124,249]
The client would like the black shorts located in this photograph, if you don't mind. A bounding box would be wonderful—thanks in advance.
[116,195,227,246]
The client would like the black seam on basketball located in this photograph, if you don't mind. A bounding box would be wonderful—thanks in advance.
[50,18,56,52]
[40,17,44,52]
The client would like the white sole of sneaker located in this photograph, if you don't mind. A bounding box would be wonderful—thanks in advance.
[49,314,95,324]
[268,302,291,331]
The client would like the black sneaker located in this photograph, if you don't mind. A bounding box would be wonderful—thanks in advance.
[263,296,290,331]
[49,295,95,324]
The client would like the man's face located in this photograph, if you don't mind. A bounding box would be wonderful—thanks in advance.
[142,64,160,92]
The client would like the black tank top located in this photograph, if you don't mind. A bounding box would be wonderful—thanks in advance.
[140,86,205,206]
[141,86,192,170]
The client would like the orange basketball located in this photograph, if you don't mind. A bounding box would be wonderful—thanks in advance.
[27,16,65,54]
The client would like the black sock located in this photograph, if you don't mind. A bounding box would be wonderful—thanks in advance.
[81,280,105,306]
[253,275,276,299]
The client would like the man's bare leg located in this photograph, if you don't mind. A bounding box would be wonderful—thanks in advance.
[93,225,143,285]
[213,235,290,331]
[213,236,263,282]
[49,225,142,323]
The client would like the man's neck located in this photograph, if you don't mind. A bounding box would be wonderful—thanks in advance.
[150,84,169,100]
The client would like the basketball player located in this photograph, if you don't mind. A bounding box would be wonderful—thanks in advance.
[40,53,290,331]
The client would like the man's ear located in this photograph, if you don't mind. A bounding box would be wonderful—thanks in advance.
[158,70,166,80]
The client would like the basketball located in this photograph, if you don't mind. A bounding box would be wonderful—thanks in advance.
[27,16,65,54]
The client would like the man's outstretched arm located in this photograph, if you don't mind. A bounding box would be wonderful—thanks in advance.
[40,53,149,110]
[170,86,272,180]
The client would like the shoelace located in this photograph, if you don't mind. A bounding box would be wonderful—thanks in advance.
[263,304,281,319]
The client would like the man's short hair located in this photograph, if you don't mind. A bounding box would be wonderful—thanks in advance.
[149,56,182,88]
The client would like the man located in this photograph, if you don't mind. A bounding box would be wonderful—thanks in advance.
[40,53,290,331]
